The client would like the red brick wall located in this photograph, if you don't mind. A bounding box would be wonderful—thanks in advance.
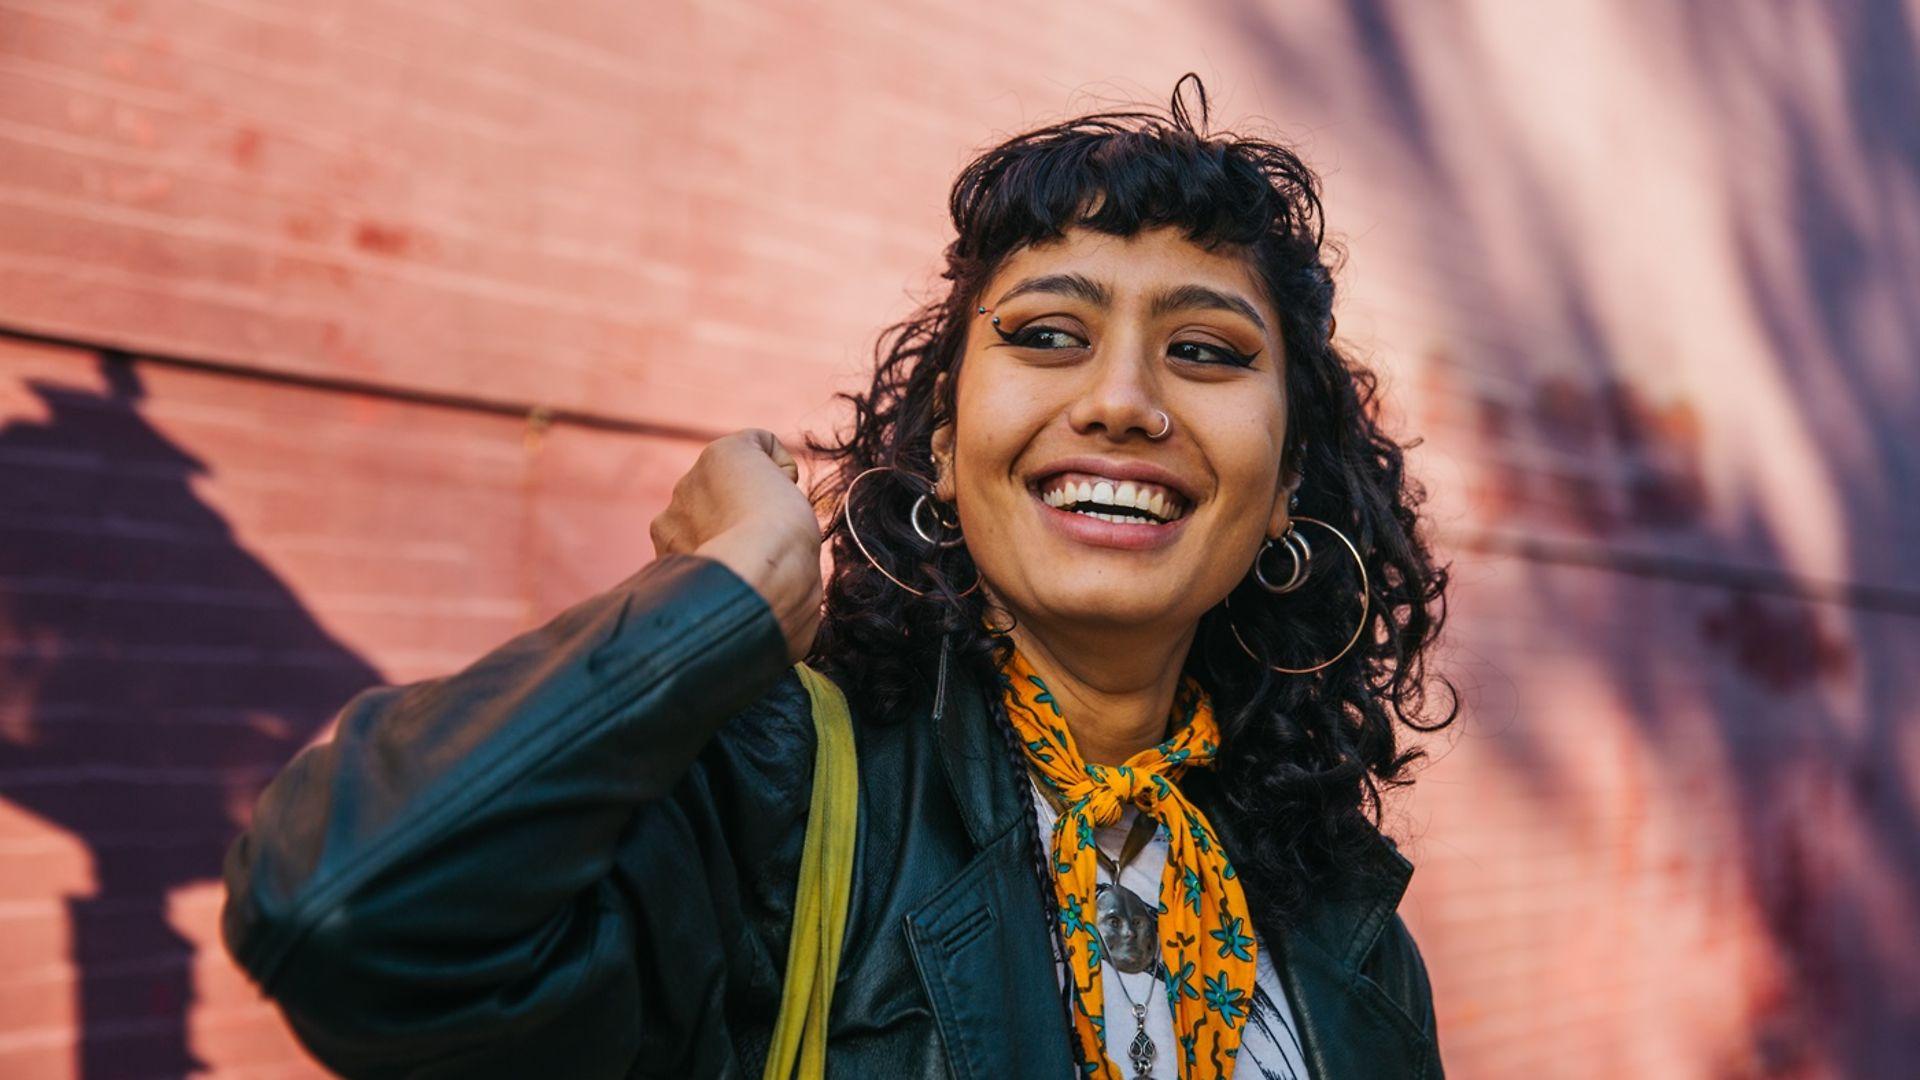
[3,1,1915,1077]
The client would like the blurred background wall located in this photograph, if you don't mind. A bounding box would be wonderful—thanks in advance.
[1,1,1916,1077]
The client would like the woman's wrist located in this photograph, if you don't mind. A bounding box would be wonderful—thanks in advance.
[694,525,821,663]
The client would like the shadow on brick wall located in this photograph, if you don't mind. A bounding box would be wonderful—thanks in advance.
[1219,0,1920,1075]
[0,354,376,1078]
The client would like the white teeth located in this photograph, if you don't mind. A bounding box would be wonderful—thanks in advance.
[1066,508,1155,525]
[1037,474,1188,522]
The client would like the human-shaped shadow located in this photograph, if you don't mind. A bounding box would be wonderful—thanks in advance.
[0,354,379,1078]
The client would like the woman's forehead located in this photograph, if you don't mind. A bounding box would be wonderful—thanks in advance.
[987,226,1272,320]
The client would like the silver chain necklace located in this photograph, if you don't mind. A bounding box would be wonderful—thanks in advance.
[1030,770,1164,1079]
[1100,860,1161,1079]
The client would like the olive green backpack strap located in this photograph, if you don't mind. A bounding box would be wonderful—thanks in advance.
[762,662,859,1080]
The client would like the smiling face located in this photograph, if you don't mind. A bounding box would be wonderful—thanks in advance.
[931,224,1301,638]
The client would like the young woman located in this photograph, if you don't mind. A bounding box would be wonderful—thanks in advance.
[222,75,1455,1079]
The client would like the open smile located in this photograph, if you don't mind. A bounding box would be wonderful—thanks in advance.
[1025,468,1196,552]
[1035,472,1190,523]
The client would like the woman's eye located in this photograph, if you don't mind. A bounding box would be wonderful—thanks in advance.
[1170,340,1258,368]
[994,324,1256,367]
[996,324,1088,350]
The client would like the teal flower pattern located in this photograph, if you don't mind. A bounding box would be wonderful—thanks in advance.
[1211,913,1255,962]
[1204,971,1249,1029]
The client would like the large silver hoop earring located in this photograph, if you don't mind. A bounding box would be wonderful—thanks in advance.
[1224,515,1369,675]
[910,493,968,549]
[840,466,980,598]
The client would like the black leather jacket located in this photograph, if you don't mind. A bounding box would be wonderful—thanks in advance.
[222,554,1443,1078]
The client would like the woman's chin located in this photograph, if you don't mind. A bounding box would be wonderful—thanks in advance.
[1020,581,1203,630]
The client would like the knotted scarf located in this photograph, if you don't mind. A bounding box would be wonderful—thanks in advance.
[995,640,1256,1079]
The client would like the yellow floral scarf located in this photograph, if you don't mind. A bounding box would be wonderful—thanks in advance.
[995,641,1256,1079]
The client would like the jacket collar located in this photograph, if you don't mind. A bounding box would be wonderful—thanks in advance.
[927,633,1026,851]
[924,632,1413,970]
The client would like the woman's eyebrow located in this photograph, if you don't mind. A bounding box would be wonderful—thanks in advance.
[994,272,1111,308]
[993,273,1268,335]
[1148,283,1269,335]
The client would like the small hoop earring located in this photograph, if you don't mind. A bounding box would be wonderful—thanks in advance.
[840,466,980,598]
[1147,409,1171,440]
[910,493,968,549]
[1225,515,1369,675]
[1288,526,1314,581]
[1253,527,1313,594]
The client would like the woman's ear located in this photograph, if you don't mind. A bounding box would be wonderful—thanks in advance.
[1267,462,1304,537]
[930,371,956,503]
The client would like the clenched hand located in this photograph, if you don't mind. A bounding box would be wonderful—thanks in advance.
[649,429,823,664]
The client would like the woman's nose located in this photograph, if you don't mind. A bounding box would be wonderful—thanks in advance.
[1065,339,1165,441]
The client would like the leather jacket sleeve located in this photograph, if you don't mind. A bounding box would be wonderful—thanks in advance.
[220,553,792,1079]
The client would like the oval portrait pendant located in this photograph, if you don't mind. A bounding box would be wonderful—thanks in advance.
[1094,881,1161,975]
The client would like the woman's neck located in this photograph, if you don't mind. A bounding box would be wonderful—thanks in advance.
[1003,619,1198,766]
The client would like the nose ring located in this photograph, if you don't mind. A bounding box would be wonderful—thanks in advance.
[1147,410,1172,440]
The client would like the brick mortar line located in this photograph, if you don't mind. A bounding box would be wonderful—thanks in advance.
[0,324,740,445]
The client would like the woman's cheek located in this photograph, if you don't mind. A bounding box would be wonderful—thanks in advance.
[1212,465,1279,557]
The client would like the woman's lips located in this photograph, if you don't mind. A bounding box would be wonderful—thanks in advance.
[1030,488,1191,551]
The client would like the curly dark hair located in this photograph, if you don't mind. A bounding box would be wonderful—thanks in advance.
[802,73,1456,927]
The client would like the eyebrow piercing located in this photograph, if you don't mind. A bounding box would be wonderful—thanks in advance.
[976,305,1001,327]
